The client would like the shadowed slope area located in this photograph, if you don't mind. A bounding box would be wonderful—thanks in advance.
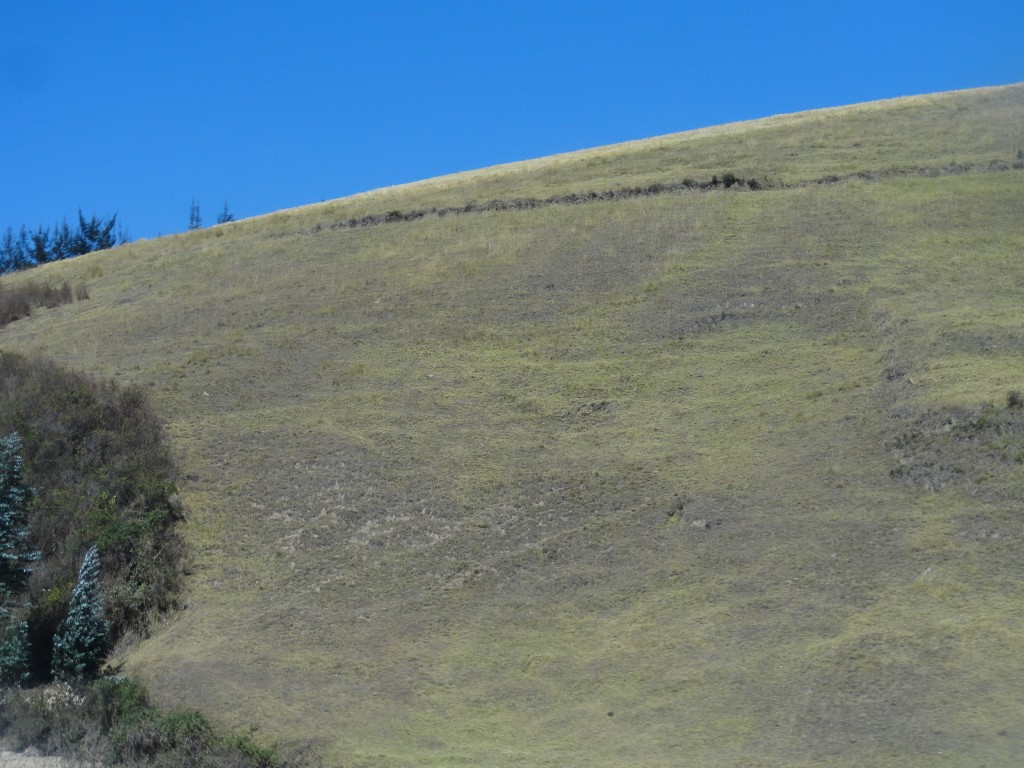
[1,83,1023,767]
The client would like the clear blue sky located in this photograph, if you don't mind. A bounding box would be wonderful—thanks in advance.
[2,1,1021,241]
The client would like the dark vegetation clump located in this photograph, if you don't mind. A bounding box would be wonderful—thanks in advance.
[890,402,1024,491]
[1007,390,1022,409]
[0,351,182,681]
[216,200,235,225]
[189,200,202,231]
[324,173,764,232]
[0,280,88,328]
[310,156,1014,237]
[1,212,124,275]
[0,353,316,766]
[0,676,318,767]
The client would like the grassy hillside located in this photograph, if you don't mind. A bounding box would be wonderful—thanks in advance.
[1,83,1023,767]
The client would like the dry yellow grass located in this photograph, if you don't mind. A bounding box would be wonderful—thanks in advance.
[1,83,1023,767]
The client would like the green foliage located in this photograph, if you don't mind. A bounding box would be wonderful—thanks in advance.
[85,492,140,553]
[73,211,119,255]
[0,351,182,655]
[0,608,30,685]
[52,546,109,682]
[0,432,39,596]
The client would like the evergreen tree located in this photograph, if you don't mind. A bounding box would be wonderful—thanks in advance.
[51,220,76,262]
[0,228,15,274]
[216,200,234,224]
[30,226,52,264]
[0,607,30,685]
[0,433,38,596]
[0,433,36,686]
[74,211,118,255]
[0,227,34,272]
[0,212,121,273]
[13,227,32,270]
[52,546,109,682]
[189,199,202,230]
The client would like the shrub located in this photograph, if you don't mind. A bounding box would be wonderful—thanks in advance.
[0,352,182,680]
[0,681,88,754]
[1007,390,1022,409]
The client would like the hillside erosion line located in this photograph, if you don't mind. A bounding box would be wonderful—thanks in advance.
[309,156,1023,234]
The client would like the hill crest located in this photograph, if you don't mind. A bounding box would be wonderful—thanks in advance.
[2,83,1023,767]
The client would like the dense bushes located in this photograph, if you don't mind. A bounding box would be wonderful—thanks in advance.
[0,351,182,681]
[0,353,316,765]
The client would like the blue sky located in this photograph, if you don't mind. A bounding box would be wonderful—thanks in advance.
[1,1,1021,241]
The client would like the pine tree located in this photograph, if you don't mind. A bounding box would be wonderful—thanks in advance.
[0,608,30,685]
[0,433,36,685]
[51,220,76,261]
[0,433,38,596]
[12,227,32,270]
[0,228,15,274]
[216,200,234,224]
[52,546,110,682]
[189,199,202,230]
[74,211,118,255]
[30,226,52,265]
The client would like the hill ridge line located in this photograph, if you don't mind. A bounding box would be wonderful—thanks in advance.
[306,156,1022,235]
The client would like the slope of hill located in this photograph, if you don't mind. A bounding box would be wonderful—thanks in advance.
[1,83,1023,767]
